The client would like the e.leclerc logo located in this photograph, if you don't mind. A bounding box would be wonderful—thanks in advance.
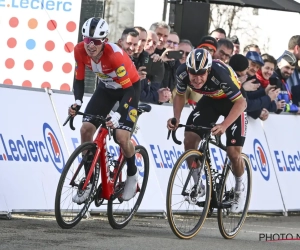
[250,139,270,181]
[0,123,65,173]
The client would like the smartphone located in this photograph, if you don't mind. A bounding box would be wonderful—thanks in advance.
[142,55,153,74]
[269,77,281,89]
[166,50,183,60]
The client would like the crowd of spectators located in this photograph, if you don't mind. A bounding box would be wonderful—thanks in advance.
[103,22,300,120]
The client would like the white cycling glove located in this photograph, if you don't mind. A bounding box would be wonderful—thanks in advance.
[109,111,121,128]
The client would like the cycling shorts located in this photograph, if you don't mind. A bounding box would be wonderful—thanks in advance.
[83,80,141,131]
[185,96,247,147]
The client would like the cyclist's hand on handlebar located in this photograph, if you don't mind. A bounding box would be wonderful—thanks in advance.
[167,117,179,131]
[106,111,121,129]
[211,123,226,136]
[68,101,81,117]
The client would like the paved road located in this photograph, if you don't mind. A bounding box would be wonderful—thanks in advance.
[1,213,300,250]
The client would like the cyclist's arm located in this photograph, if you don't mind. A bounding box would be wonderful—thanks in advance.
[112,54,137,115]
[173,93,185,122]
[216,65,247,128]
[174,64,189,121]
[73,47,86,103]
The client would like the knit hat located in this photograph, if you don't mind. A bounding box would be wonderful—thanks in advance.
[229,54,249,72]
[279,51,297,67]
[197,36,218,52]
[229,35,240,45]
[245,51,264,66]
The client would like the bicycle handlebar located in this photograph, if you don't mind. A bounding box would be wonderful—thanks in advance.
[167,118,221,147]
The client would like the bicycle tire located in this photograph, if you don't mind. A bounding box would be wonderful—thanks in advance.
[107,145,149,229]
[55,142,98,229]
[217,153,252,239]
[166,150,212,239]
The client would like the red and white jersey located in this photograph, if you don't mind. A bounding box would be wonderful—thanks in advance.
[74,42,139,89]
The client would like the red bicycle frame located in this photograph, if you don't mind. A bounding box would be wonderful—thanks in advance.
[75,126,125,200]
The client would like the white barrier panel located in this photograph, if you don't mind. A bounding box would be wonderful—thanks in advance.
[263,114,300,211]
[0,87,68,210]
[137,104,193,203]
[236,117,284,212]
[50,92,166,212]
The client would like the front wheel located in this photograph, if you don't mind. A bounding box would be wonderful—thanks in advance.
[107,145,149,229]
[166,150,212,239]
[217,153,252,239]
[55,142,98,229]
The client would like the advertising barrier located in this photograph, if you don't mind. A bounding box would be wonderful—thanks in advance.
[0,86,68,211]
[263,115,300,212]
[0,85,297,215]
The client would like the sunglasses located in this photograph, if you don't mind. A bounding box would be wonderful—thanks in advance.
[83,37,105,46]
[179,50,190,56]
[187,68,208,76]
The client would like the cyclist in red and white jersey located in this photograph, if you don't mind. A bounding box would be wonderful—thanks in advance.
[69,17,140,203]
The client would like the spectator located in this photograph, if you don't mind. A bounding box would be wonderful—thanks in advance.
[243,44,261,55]
[279,35,300,106]
[149,21,170,55]
[245,51,264,77]
[117,28,139,58]
[159,31,181,92]
[164,31,180,50]
[133,26,148,69]
[140,30,170,104]
[273,52,299,114]
[178,39,193,64]
[229,35,240,55]
[196,35,218,57]
[210,27,226,41]
[213,38,233,64]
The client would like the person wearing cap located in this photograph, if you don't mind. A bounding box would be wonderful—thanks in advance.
[273,52,300,114]
[196,35,218,57]
[229,35,240,55]
[245,51,264,77]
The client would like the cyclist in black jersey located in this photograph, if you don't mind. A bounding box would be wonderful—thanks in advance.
[167,48,247,213]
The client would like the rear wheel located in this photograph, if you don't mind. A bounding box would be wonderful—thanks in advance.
[166,150,212,239]
[55,142,99,229]
[107,145,149,229]
[217,153,252,239]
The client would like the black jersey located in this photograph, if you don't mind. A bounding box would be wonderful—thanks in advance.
[176,59,242,102]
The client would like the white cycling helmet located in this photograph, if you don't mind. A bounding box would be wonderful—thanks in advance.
[186,48,212,75]
[82,17,109,38]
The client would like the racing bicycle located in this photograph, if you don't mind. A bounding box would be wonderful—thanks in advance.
[55,104,151,229]
[166,119,252,239]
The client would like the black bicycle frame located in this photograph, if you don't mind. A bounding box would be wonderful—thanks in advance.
[198,132,231,209]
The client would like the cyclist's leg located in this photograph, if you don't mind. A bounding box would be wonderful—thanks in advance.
[72,83,120,203]
[185,96,219,185]
[81,82,116,144]
[225,111,248,212]
[115,81,141,200]
[81,82,118,175]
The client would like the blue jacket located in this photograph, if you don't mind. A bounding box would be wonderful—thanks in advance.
[139,79,161,104]
[245,75,277,119]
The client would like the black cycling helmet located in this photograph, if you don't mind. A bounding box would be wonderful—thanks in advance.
[186,48,212,75]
